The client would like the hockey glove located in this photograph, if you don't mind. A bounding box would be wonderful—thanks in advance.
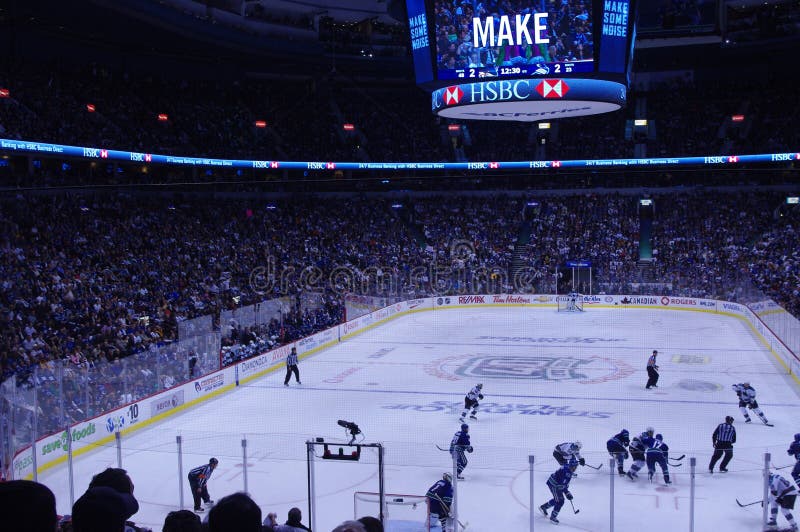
[579,458,586,466]
[478,394,484,400]
[565,492,573,501]
[624,451,629,460]
[467,446,474,453]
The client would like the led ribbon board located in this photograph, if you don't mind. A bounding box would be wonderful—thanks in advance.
[430,78,626,121]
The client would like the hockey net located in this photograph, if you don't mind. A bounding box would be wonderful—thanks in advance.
[354,492,431,532]
[557,293,585,312]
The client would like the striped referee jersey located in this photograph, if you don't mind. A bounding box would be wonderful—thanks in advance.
[713,422,736,444]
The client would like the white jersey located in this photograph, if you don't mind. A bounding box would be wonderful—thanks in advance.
[555,442,582,461]
[740,385,757,404]
[466,386,482,402]
[769,474,798,501]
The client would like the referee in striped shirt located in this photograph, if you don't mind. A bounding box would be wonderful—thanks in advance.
[284,346,301,386]
[709,416,736,473]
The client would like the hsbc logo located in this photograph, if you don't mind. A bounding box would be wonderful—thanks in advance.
[444,86,464,105]
[326,162,336,170]
[536,79,569,99]
[100,149,108,159]
[727,155,738,163]
[552,161,561,167]
[270,161,279,168]
[253,161,269,168]
[489,162,499,168]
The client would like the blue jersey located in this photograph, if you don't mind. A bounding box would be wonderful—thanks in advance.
[638,432,655,449]
[607,431,629,453]
[547,465,574,492]
[788,441,800,460]
[646,440,669,461]
[426,479,453,514]
[450,430,470,453]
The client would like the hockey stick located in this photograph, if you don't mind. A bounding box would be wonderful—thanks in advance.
[668,459,683,466]
[432,493,468,529]
[735,498,762,508]
[671,454,686,461]
[436,444,450,452]
[582,463,603,470]
[568,498,580,514]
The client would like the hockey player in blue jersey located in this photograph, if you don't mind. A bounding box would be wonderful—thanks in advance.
[450,423,473,480]
[627,427,654,481]
[459,384,483,422]
[426,472,454,530]
[539,458,578,525]
[788,433,800,485]
[646,433,671,485]
[607,429,630,476]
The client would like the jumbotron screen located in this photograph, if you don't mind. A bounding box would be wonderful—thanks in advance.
[437,0,596,80]
[407,0,636,87]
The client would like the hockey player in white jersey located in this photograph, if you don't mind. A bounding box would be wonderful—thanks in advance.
[733,382,771,425]
[459,383,483,422]
[553,441,585,467]
[767,471,799,531]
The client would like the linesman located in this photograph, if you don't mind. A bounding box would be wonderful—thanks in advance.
[709,416,736,473]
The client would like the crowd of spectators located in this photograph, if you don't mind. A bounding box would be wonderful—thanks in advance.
[0,469,384,531]
[3,190,798,384]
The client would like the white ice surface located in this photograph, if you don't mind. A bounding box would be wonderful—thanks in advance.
[40,307,800,531]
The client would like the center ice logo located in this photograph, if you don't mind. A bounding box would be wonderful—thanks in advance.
[457,356,592,381]
[426,354,635,383]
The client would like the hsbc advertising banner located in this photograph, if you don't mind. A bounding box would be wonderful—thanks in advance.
[431,79,626,121]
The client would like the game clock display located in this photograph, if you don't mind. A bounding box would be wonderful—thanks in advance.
[406,0,637,88]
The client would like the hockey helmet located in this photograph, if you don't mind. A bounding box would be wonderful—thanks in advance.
[646,426,655,435]
[461,423,469,432]
[655,434,663,441]
[476,383,483,389]
[743,382,750,387]
[210,457,219,466]
[571,441,582,452]
[795,433,800,442]
[621,429,629,436]
[443,472,453,483]
[725,416,734,424]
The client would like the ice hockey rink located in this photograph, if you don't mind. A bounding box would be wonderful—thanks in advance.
[40,306,800,532]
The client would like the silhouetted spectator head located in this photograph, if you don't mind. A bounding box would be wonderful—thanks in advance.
[285,506,307,527]
[358,515,384,532]
[0,480,57,532]
[332,521,367,532]
[72,486,139,532]
[163,509,202,532]
[88,467,134,494]
[207,492,262,532]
